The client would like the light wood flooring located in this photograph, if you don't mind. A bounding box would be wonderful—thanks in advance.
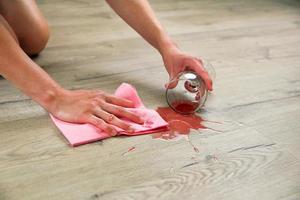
[0,0,300,199]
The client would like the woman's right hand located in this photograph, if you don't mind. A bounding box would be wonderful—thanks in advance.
[47,89,144,136]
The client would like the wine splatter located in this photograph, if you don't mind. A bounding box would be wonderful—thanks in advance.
[153,106,223,153]
[193,146,200,153]
[152,106,207,152]
[156,107,206,130]
[122,146,136,156]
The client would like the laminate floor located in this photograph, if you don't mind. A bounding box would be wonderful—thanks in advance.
[0,0,299,199]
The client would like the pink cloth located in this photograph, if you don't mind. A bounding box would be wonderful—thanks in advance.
[51,83,168,146]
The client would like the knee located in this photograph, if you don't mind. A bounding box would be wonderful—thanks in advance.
[20,19,50,56]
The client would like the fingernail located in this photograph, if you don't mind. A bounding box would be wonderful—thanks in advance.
[139,117,145,124]
[111,129,118,136]
[127,100,135,108]
[128,126,135,133]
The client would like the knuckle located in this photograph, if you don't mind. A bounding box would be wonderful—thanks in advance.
[116,107,126,114]
[107,114,116,122]
[95,119,104,127]
[90,99,98,107]
[104,95,114,103]
[95,91,105,98]
[86,99,97,108]
[96,98,105,106]
[122,122,130,129]
[106,125,116,134]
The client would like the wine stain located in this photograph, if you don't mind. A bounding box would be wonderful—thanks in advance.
[171,101,199,114]
[152,106,209,152]
[152,105,221,153]
[156,106,206,130]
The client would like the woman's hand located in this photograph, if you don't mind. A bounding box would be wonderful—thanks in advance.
[161,45,213,91]
[47,89,144,136]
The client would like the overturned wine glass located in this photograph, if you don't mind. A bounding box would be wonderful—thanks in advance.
[166,59,215,115]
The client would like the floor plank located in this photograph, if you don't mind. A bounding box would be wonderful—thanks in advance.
[0,0,299,199]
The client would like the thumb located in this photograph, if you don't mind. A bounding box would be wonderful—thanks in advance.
[165,76,179,89]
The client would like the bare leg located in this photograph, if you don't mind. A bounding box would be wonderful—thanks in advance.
[0,0,49,55]
[0,15,18,43]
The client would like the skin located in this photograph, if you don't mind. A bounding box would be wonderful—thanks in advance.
[0,0,213,136]
[105,0,213,90]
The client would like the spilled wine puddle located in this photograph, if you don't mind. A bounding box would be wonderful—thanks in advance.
[122,106,222,156]
[171,101,199,114]
[153,106,220,152]
[156,107,206,129]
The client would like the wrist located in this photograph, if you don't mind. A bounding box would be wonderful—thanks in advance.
[33,86,66,113]
[156,34,179,56]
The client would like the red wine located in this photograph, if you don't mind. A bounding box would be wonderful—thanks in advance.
[172,101,199,114]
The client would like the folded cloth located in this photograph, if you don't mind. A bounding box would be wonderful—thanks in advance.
[51,83,169,146]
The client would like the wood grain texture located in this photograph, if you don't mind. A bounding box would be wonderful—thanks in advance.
[0,0,299,199]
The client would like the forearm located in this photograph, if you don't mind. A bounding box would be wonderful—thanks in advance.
[106,0,177,55]
[0,24,63,110]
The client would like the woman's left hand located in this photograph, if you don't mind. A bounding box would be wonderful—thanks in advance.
[161,46,213,91]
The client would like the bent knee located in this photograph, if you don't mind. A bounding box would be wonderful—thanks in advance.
[20,20,50,56]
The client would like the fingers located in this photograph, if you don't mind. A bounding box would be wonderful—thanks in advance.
[87,115,118,136]
[101,102,144,124]
[93,108,135,133]
[165,78,179,89]
[184,59,213,91]
[165,69,184,89]
[86,91,143,134]
[104,94,135,108]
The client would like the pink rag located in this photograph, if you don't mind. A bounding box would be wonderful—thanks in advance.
[50,83,168,146]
